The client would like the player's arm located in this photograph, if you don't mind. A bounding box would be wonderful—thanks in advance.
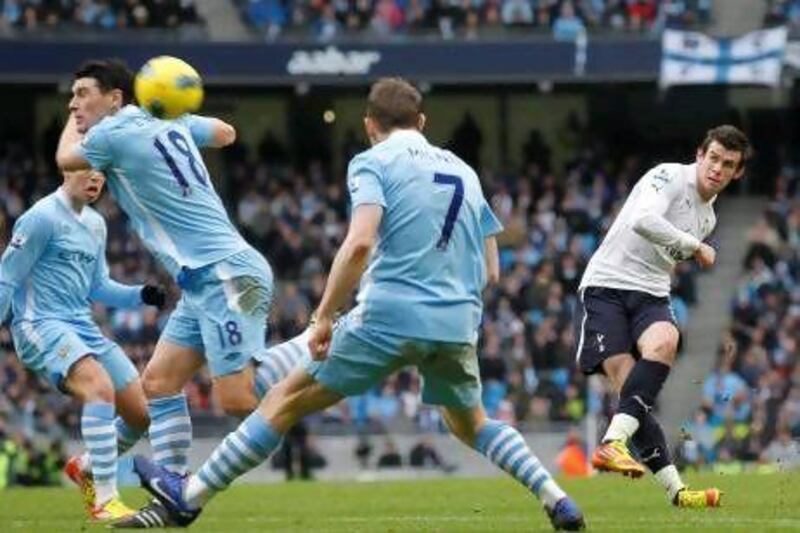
[182,115,236,148]
[484,237,500,285]
[90,227,165,309]
[0,214,52,321]
[630,166,703,259]
[204,118,236,148]
[309,155,385,358]
[55,114,92,171]
[316,204,383,319]
[480,197,503,286]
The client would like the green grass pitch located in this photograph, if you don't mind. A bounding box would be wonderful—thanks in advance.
[2,471,799,531]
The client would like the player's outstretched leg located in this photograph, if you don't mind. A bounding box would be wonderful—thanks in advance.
[119,370,341,528]
[128,412,282,527]
[252,331,310,399]
[631,414,722,508]
[444,408,585,531]
[594,324,678,479]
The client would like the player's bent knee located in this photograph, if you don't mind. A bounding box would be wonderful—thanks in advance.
[442,406,486,446]
[640,324,680,365]
[66,356,115,404]
[219,393,257,418]
[647,336,679,365]
[141,366,180,398]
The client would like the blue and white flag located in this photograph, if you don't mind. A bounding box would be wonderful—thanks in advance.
[660,27,788,88]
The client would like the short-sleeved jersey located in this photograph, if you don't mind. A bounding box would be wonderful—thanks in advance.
[78,105,249,277]
[580,163,717,297]
[0,189,141,324]
[348,129,503,344]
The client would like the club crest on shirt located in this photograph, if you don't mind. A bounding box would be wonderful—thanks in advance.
[348,174,361,194]
[9,232,27,249]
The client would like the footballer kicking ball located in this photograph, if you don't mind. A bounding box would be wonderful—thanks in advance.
[135,56,204,119]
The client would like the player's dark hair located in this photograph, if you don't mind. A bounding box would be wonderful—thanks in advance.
[73,59,134,105]
[366,77,422,133]
[699,125,752,170]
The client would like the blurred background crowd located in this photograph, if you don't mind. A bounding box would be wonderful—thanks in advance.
[676,160,800,473]
[0,0,715,38]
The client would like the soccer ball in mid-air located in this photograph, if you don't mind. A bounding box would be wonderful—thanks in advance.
[134,56,204,119]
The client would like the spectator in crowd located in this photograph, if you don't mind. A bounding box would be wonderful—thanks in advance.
[376,438,403,468]
[235,0,710,40]
[552,1,586,41]
[0,0,203,31]
[556,428,591,477]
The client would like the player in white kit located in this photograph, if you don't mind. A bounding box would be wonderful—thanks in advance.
[575,125,750,507]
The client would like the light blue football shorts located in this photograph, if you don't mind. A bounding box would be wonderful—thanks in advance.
[304,310,482,409]
[12,318,138,393]
[162,248,273,378]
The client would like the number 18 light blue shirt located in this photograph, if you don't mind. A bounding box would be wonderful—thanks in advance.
[348,129,502,344]
[78,105,249,277]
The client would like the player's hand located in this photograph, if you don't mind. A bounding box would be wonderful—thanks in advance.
[141,285,167,309]
[693,243,716,269]
[308,314,334,361]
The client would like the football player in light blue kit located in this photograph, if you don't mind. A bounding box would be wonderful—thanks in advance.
[56,60,274,487]
[132,78,585,531]
[0,169,165,521]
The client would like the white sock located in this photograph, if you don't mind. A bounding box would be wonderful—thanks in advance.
[603,413,640,443]
[538,479,568,509]
[79,452,91,473]
[654,465,685,502]
[184,474,214,510]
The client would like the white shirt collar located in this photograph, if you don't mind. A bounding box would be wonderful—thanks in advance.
[384,128,427,144]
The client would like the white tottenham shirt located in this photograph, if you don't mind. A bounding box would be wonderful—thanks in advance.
[580,162,717,298]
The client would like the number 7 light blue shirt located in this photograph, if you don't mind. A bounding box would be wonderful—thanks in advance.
[77,105,249,278]
[348,129,502,344]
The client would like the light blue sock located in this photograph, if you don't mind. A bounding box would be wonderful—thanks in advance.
[79,417,145,474]
[185,412,282,508]
[253,334,307,398]
[116,417,145,456]
[82,401,118,505]
[148,393,192,474]
[474,420,566,509]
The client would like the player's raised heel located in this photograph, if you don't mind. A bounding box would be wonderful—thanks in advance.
[591,440,646,478]
[547,497,586,531]
[64,455,96,517]
[674,487,723,508]
[132,455,201,527]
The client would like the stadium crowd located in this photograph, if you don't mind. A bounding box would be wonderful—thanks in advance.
[240,0,712,41]
[764,0,800,29]
[0,0,203,30]
[678,158,800,472]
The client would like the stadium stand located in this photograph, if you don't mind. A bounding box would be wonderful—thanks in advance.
[678,156,800,472]
[237,0,712,41]
[764,0,800,29]
[0,0,203,30]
